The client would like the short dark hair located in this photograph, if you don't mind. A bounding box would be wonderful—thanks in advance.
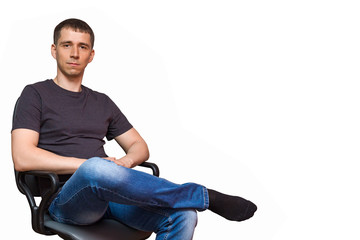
[54,18,95,48]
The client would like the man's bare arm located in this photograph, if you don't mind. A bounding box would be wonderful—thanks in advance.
[11,128,86,174]
[113,128,150,168]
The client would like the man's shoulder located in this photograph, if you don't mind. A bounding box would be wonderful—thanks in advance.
[28,79,52,87]
[20,79,51,97]
[83,85,112,102]
[24,79,52,92]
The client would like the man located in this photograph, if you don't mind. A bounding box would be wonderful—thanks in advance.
[11,18,256,239]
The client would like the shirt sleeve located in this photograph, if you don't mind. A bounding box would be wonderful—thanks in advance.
[12,85,42,133]
[105,97,133,140]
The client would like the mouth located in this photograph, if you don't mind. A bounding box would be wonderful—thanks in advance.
[67,62,80,66]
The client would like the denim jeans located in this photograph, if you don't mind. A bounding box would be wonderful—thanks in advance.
[48,157,209,240]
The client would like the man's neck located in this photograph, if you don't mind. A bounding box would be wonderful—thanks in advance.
[53,75,82,92]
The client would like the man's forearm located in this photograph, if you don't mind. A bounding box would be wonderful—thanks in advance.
[13,146,86,174]
[115,140,149,168]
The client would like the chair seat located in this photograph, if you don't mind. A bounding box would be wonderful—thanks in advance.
[44,214,152,240]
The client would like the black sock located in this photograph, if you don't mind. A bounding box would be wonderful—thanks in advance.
[207,189,257,221]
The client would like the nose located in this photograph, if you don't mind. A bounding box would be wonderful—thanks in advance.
[70,46,79,59]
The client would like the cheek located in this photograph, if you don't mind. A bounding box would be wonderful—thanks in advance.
[56,52,65,62]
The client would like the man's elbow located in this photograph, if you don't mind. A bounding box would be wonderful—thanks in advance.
[143,141,150,161]
[11,129,40,172]
[12,148,34,172]
[12,155,30,172]
[144,149,150,162]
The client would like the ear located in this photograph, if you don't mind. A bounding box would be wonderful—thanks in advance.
[88,49,95,63]
[51,44,57,59]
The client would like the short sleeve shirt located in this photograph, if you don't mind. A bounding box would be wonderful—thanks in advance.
[12,79,133,159]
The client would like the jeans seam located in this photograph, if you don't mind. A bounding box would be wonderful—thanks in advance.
[203,187,209,210]
[96,186,163,207]
[164,215,172,240]
[56,184,163,208]
[49,210,86,225]
[54,185,91,206]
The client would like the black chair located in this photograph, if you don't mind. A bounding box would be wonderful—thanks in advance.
[14,162,160,240]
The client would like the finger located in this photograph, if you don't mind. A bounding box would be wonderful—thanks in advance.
[114,160,125,166]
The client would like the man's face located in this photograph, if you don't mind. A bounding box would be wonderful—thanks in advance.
[51,28,94,79]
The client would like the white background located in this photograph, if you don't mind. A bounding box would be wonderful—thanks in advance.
[1,0,359,239]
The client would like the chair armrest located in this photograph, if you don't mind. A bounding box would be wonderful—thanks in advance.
[139,162,160,177]
[16,170,60,235]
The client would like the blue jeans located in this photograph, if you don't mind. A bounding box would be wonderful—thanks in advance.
[48,157,209,240]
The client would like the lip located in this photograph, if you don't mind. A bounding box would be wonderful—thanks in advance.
[67,62,80,66]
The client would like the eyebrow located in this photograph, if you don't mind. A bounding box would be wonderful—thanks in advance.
[59,41,91,48]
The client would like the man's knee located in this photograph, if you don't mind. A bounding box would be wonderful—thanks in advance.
[157,209,197,239]
[76,157,128,184]
[78,157,107,175]
[175,209,198,232]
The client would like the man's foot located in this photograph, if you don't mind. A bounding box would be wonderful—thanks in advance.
[207,189,257,221]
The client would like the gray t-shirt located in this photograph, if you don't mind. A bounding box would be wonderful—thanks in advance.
[12,79,133,159]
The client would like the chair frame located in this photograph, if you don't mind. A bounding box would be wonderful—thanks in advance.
[15,162,160,239]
